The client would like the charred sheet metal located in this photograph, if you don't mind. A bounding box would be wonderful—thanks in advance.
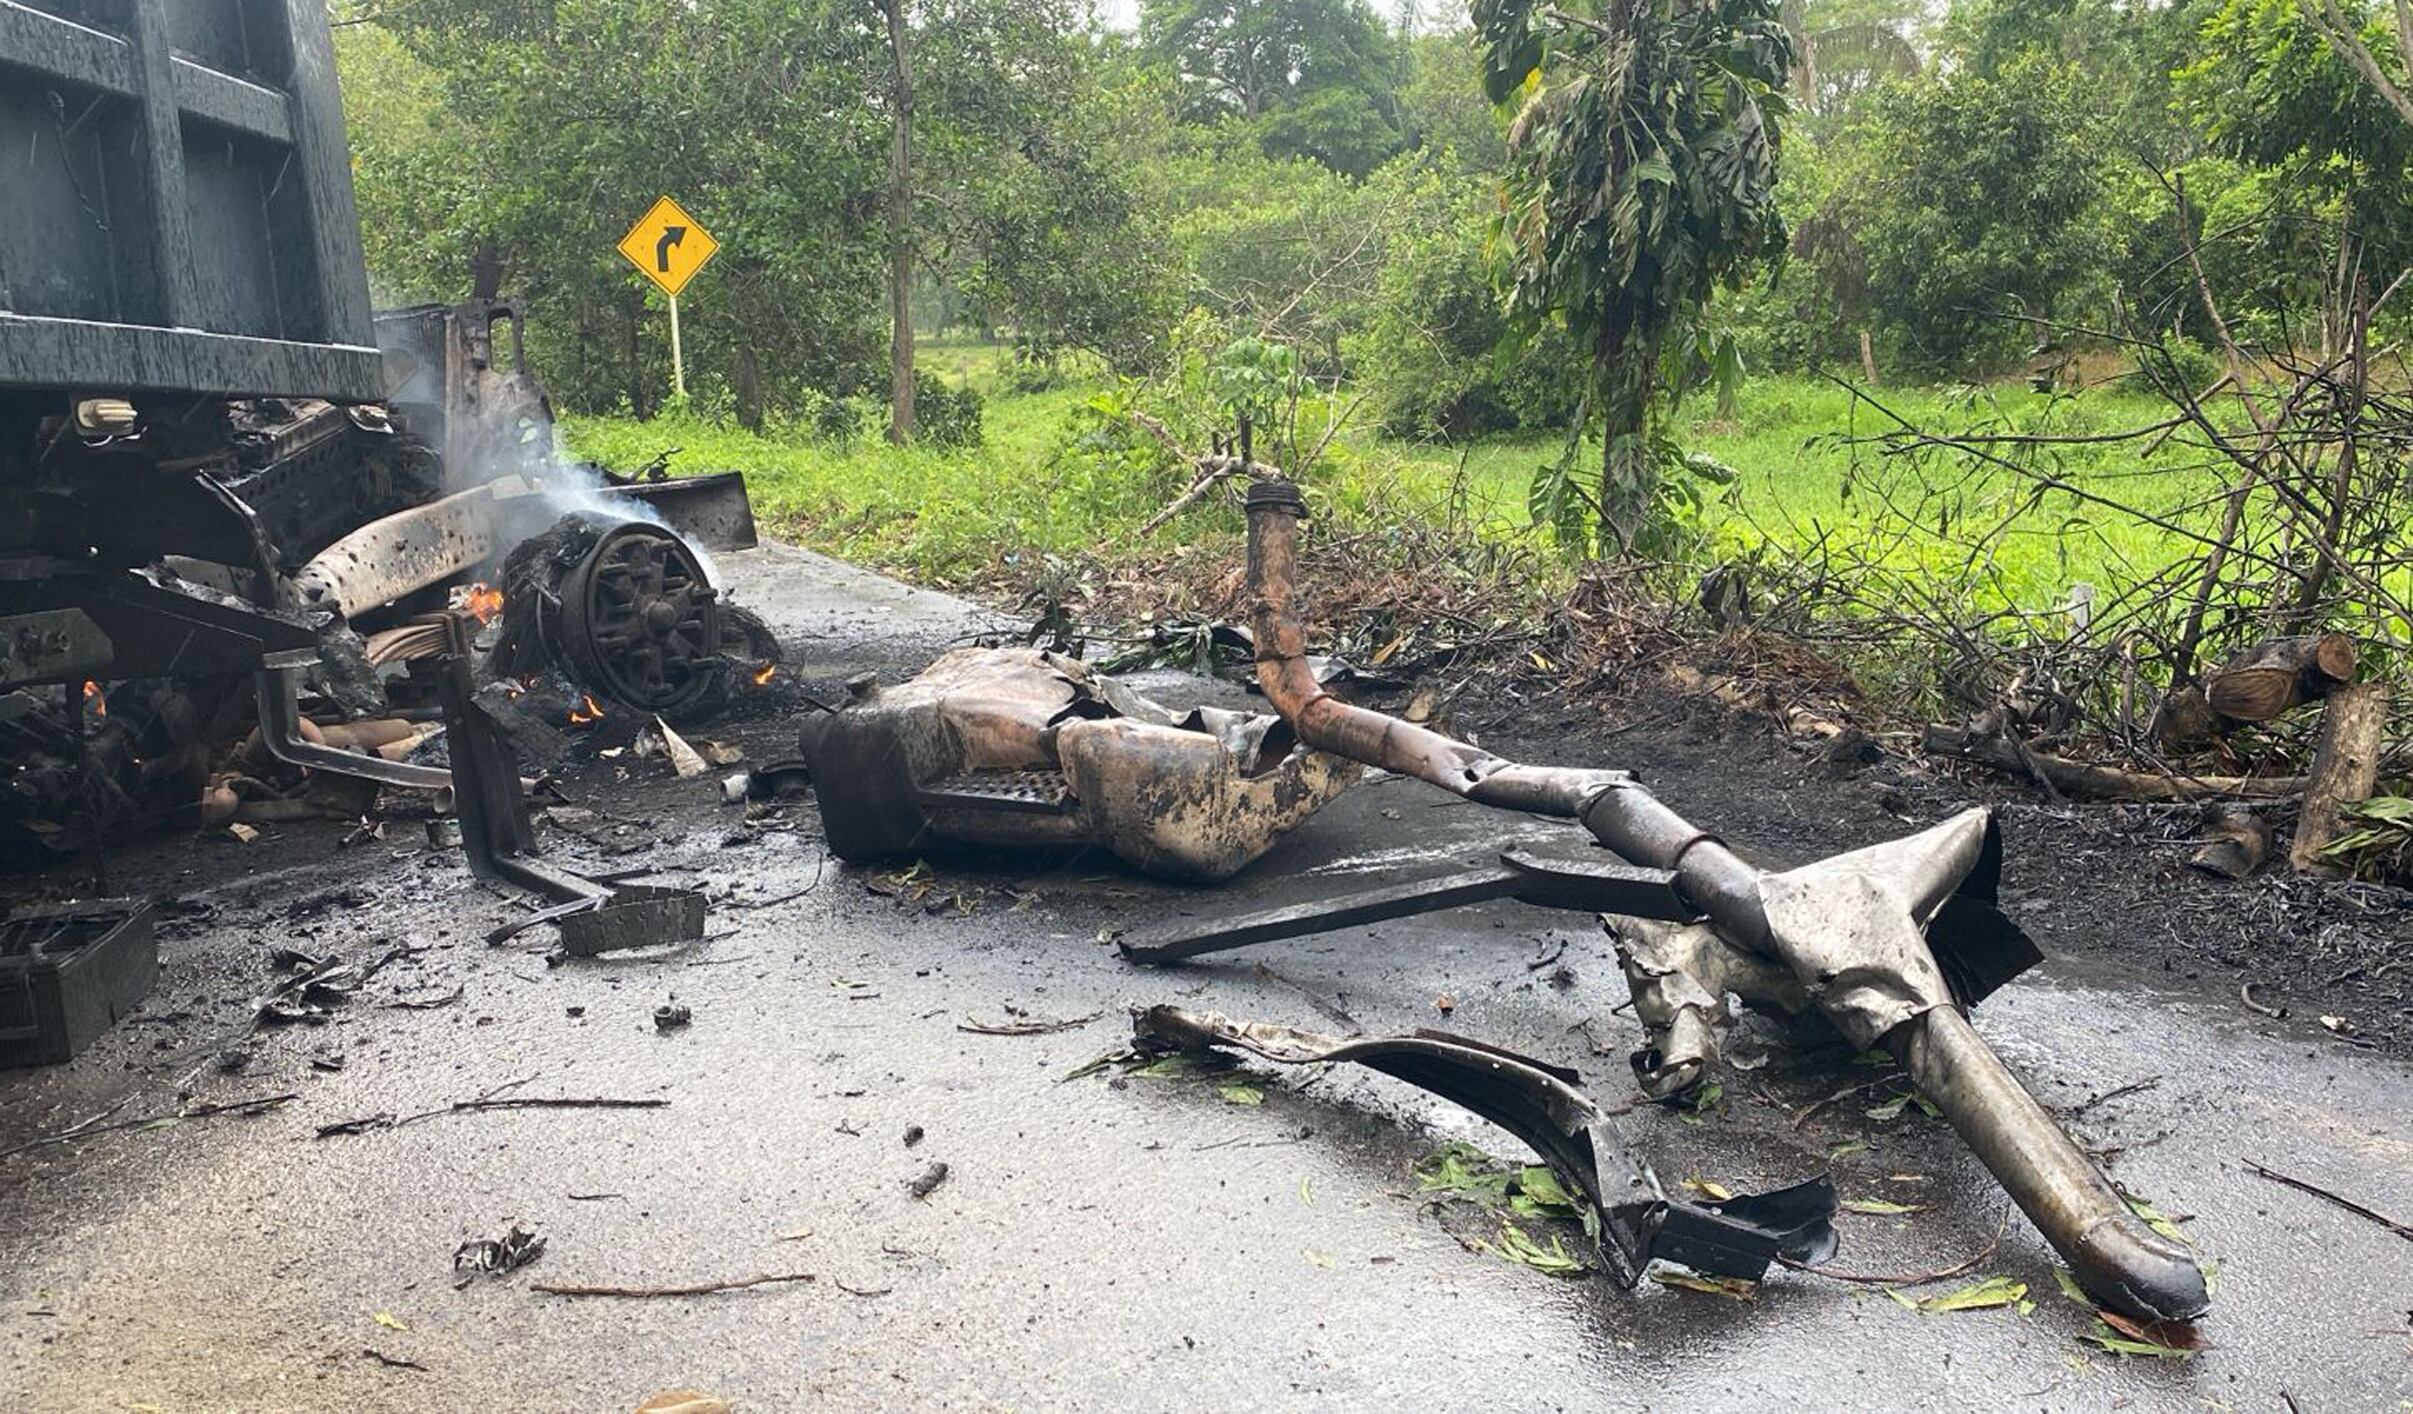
[1132,1005,1837,1285]
[799,647,1357,881]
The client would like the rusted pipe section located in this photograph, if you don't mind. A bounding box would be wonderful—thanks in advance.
[1246,481,1623,817]
[1242,478,2209,1324]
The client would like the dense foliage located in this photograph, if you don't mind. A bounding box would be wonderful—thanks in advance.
[340,0,2413,546]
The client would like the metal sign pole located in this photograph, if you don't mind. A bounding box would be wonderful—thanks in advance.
[669,294,687,401]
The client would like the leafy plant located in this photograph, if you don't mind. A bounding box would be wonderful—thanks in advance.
[1477,0,1793,551]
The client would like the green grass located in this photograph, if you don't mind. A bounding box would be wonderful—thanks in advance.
[563,352,2223,618]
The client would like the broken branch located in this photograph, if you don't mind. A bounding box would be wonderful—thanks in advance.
[1923,724,2304,801]
[531,1272,818,1298]
[2242,1158,2413,1240]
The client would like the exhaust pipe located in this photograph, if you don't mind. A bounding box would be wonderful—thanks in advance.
[1242,480,2208,1323]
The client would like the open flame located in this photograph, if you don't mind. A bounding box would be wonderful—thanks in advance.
[81,680,106,718]
[568,693,605,726]
[752,662,777,687]
[459,582,506,624]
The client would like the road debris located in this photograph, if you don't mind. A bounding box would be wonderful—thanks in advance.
[455,1225,547,1281]
[797,647,1358,880]
[956,1011,1100,1036]
[1114,479,2214,1326]
[908,1162,951,1200]
[1129,1005,1835,1286]
[2243,1158,2413,1240]
[655,1003,694,1032]
[532,1272,816,1299]
[361,1348,428,1373]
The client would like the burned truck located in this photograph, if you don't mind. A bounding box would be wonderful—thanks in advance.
[0,0,762,868]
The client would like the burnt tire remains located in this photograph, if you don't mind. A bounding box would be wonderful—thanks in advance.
[495,514,725,717]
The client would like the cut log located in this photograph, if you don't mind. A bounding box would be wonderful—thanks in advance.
[2205,633,2358,723]
[2290,681,2390,872]
[2188,804,2273,880]
[1922,724,2305,802]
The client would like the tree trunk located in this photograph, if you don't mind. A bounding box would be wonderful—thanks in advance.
[881,0,917,446]
[2290,681,2390,873]
[735,344,763,433]
[1858,328,1877,385]
[2204,633,2359,723]
[626,297,649,422]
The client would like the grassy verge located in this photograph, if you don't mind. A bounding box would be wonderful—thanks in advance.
[564,358,2210,623]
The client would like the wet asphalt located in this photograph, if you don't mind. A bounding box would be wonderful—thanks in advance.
[1,542,2408,1412]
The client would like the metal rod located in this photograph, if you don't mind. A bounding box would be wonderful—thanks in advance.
[669,295,686,401]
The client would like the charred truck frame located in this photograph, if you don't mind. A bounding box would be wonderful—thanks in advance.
[0,2,750,941]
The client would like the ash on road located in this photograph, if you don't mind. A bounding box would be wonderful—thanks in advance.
[1,543,2406,1411]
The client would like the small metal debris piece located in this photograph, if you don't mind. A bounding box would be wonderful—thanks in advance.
[654,1003,693,1032]
[907,1162,950,1200]
[453,1224,546,1280]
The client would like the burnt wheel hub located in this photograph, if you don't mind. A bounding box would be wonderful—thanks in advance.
[558,521,723,715]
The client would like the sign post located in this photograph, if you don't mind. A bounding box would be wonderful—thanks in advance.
[616,196,720,402]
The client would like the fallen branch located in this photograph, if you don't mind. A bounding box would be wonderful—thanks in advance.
[531,1272,817,1298]
[0,1092,297,1160]
[1923,725,2304,802]
[2243,1159,2413,1240]
[2064,1077,2161,1117]
[956,1013,1100,1036]
[450,1097,669,1114]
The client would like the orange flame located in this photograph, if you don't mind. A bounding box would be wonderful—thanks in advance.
[460,582,505,624]
[568,694,605,726]
[82,680,106,717]
[752,662,777,687]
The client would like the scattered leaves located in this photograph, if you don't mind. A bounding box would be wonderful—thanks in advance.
[1216,1083,1265,1107]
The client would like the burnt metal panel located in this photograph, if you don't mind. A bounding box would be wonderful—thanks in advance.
[0,0,379,399]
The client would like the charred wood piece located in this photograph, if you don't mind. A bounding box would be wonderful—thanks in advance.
[2205,633,2358,724]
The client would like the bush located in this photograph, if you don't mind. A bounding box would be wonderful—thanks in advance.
[912,370,985,448]
[1350,219,1584,440]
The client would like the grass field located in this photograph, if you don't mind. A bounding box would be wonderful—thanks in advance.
[562,343,2215,616]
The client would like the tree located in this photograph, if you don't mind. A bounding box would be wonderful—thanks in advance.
[1848,54,2120,373]
[881,0,919,442]
[1142,0,1409,174]
[1475,0,1793,550]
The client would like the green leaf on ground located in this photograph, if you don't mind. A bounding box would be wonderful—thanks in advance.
[1655,1270,1758,1300]
[1894,1276,2028,1313]
[2122,1193,2189,1246]
[1217,1082,1264,1106]
[1842,1198,1922,1216]
[1487,1223,1588,1277]
[1829,1139,1870,1159]
[2053,1266,2092,1306]
[1865,1094,1912,1121]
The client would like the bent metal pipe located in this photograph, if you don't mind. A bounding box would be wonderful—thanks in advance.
[1241,479,2208,1324]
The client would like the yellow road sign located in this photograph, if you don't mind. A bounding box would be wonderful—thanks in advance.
[617,196,720,298]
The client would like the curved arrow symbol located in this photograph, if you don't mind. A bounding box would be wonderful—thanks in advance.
[655,226,687,274]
